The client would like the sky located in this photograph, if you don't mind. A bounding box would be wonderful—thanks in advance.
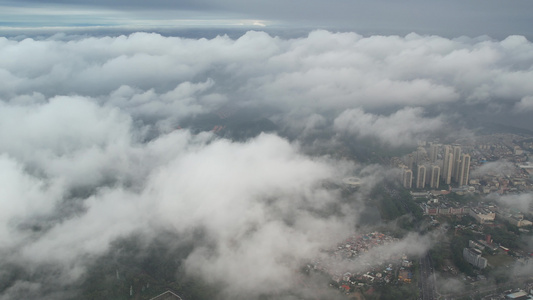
[1,0,533,39]
[1,1,533,299]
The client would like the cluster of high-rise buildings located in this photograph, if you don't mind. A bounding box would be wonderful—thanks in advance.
[400,143,471,189]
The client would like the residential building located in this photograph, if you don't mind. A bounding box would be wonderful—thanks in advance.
[429,143,439,163]
[452,146,462,181]
[458,153,471,186]
[149,290,183,300]
[463,248,487,269]
[416,165,426,189]
[469,207,496,224]
[430,165,440,189]
[442,146,453,185]
[403,169,413,189]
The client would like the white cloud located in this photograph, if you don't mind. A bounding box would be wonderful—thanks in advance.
[333,107,443,147]
[489,193,533,212]
[514,96,533,112]
[1,30,532,113]
[1,123,360,297]
[1,30,533,298]
[0,155,63,250]
[470,160,516,178]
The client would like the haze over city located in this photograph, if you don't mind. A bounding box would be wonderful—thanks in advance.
[1,1,533,299]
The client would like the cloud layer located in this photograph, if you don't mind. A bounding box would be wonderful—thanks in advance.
[1,30,533,298]
[0,30,531,145]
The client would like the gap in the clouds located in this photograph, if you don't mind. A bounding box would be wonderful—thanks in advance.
[179,105,278,141]
[1,27,313,41]
[4,26,529,42]
[77,230,220,300]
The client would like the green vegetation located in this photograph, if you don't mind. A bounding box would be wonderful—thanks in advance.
[485,254,515,268]
[484,226,522,249]
[444,193,481,205]
[372,283,419,300]
[450,215,476,227]
[370,182,423,230]
[450,234,476,276]
[80,232,218,300]
[340,137,415,164]
[429,241,450,270]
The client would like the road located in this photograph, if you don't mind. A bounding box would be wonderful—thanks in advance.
[438,278,531,300]
[419,252,437,300]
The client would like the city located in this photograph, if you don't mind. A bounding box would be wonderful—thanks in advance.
[389,132,533,300]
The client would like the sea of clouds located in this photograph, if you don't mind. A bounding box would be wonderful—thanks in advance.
[1,30,533,299]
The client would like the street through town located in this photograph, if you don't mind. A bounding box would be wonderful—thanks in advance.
[419,253,436,300]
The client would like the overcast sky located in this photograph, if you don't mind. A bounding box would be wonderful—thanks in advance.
[1,0,533,39]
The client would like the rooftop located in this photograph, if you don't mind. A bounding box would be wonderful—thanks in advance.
[149,290,183,300]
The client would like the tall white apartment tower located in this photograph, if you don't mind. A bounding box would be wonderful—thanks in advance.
[405,154,414,171]
[430,165,440,189]
[403,169,413,189]
[416,146,428,165]
[429,144,439,163]
[442,145,453,185]
[458,154,471,186]
[416,165,426,189]
[452,146,462,181]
